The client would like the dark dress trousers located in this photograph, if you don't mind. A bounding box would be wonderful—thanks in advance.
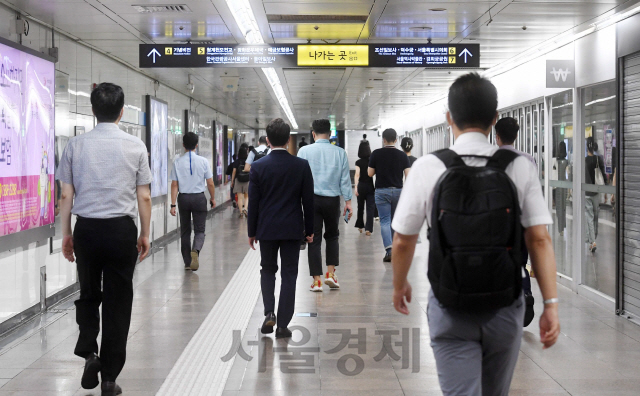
[248,149,314,328]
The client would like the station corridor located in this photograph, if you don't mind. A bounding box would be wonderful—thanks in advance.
[0,206,638,396]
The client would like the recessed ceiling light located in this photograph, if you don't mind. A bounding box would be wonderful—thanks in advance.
[410,26,433,31]
[429,8,446,12]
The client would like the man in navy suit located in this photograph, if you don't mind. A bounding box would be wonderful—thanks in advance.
[248,118,314,339]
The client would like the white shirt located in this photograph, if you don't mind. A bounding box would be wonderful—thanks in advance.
[392,132,552,236]
[246,144,269,165]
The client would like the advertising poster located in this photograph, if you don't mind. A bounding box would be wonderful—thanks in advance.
[146,96,168,197]
[0,40,55,238]
[227,129,234,175]
[199,137,214,174]
[604,127,613,175]
[215,122,224,185]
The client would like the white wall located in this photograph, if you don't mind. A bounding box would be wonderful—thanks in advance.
[0,3,239,326]
[388,25,618,133]
[346,130,382,170]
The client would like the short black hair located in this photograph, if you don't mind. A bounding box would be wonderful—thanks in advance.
[301,136,306,141]
[91,82,125,123]
[183,132,199,150]
[495,117,520,145]
[400,137,413,153]
[312,119,331,134]
[358,141,371,159]
[382,128,397,143]
[266,118,291,146]
[238,145,248,161]
[363,133,367,139]
[258,135,268,145]
[448,73,498,131]
[557,141,567,158]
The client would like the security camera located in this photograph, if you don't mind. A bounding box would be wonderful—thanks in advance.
[179,26,184,31]
[186,82,194,94]
[314,26,319,31]
[522,26,527,30]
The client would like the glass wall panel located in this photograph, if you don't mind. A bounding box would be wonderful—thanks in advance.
[550,90,574,278]
[581,81,617,297]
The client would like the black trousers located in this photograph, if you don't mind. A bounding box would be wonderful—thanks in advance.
[260,240,300,329]
[73,216,138,382]
[308,195,340,276]
[355,182,375,233]
[178,192,208,266]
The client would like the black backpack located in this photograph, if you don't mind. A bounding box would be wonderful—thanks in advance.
[428,149,523,312]
[252,147,270,162]
[236,160,250,183]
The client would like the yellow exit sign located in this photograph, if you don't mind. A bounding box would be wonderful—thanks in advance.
[298,45,369,67]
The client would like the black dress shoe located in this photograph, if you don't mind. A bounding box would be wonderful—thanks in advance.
[101,381,122,396]
[383,251,392,262]
[275,327,292,339]
[261,312,276,334]
[524,293,535,327]
[81,353,101,389]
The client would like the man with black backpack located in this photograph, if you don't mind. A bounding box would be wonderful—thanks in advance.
[391,73,560,396]
[243,135,270,173]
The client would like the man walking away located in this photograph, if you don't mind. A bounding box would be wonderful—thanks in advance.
[244,135,270,172]
[58,83,153,396]
[495,117,537,327]
[298,119,352,292]
[248,118,314,339]
[298,136,308,150]
[170,132,216,271]
[368,129,410,262]
[391,73,560,396]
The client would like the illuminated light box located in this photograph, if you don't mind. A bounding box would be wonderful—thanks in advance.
[145,95,168,198]
[0,37,56,249]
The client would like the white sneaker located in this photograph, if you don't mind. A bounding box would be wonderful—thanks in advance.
[324,272,340,289]
[310,280,323,292]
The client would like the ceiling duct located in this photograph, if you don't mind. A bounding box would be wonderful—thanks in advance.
[267,15,368,24]
[132,4,192,13]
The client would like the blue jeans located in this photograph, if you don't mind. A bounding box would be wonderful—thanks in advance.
[375,188,402,250]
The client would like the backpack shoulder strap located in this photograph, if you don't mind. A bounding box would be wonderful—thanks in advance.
[487,149,520,171]
[432,149,465,169]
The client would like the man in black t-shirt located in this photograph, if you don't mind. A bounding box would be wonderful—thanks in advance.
[368,128,411,262]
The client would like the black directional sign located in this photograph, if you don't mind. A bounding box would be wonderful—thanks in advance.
[139,44,480,68]
[139,44,298,68]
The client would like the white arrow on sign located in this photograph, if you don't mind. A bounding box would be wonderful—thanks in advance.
[147,48,161,64]
[459,48,472,63]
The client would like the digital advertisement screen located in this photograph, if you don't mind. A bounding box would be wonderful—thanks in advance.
[0,40,55,238]
[215,122,224,185]
[146,96,168,197]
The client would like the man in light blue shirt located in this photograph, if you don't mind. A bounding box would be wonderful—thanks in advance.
[243,135,270,172]
[298,119,352,292]
[170,132,216,271]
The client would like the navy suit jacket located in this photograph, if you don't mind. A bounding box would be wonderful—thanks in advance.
[248,149,314,240]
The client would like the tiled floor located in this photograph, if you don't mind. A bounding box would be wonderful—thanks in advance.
[1,204,640,395]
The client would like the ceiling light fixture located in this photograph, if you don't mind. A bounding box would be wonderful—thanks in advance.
[429,8,446,12]
[224,0,298,129]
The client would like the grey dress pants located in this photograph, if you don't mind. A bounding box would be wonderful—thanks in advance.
[177,192,208,266]
[427,291,524,396]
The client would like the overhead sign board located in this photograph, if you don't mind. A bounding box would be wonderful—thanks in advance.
[140,44,297,68]
[140,44,480,68]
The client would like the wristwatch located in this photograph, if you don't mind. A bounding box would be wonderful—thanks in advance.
[170,204,176,208]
